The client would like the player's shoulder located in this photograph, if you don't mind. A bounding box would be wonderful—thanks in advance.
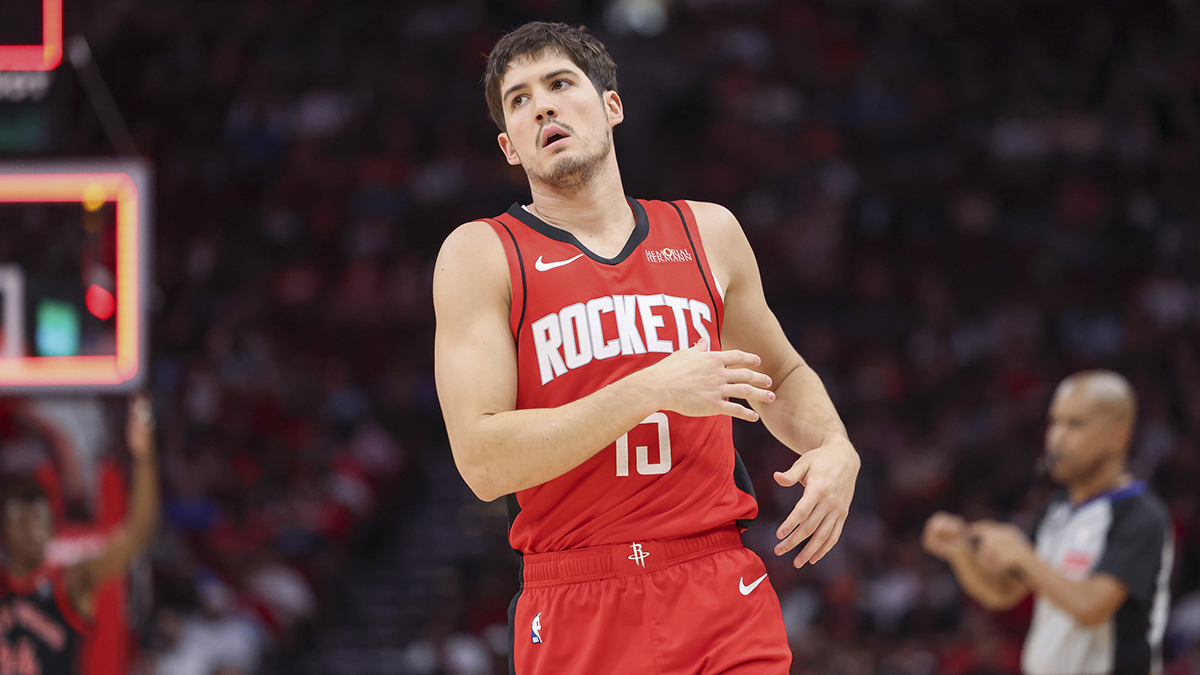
[433,220,511,300]
[680,200,752,264]
[439,219,503,256]
[681,200,739,229]
[678,200,744,247]
[436,220,507,272]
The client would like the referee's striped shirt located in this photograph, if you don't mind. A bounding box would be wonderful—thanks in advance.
[1022,481,1173,675]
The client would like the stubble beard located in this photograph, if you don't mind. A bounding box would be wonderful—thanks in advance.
[528,131,612,194]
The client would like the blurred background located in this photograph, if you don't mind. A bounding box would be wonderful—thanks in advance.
[1,0,1200,673]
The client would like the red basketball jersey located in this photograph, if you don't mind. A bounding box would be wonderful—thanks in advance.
[485,198,758,554]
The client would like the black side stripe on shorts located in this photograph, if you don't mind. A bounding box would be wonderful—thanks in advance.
[490,218,528,362]
[669,201,723,331]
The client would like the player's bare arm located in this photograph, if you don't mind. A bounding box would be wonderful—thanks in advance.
[64,394,160,619]
[689,200,860,568]
[434,220,775,502]
[922,512,1030,610]
[972,520,1128,625]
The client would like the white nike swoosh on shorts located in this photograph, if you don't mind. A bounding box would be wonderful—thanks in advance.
[739,573,768,595]
[534,253,585,271]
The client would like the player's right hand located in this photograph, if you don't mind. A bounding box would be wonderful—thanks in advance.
[645,338,774,422]
[921,511,968,561]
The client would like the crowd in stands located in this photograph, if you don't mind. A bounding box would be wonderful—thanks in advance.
[2,0,1200,673]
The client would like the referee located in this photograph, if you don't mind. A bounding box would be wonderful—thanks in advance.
[923,370,1173,675]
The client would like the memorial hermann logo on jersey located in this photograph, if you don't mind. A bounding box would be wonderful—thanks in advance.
[531,612,542,644]
[629,542,650,567]
[645,247,693,263]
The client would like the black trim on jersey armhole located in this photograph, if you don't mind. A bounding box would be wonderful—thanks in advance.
[506,493,522,532]
[493,220,528,353]
[506,198,649,266]
[733,451,758,529]
[669,201,723,331]
[507,557,524,675]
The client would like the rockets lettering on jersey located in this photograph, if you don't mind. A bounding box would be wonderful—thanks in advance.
[530,293,711,385]
[485,198,758,554]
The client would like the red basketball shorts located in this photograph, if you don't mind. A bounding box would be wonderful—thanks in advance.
[507,526,792,675]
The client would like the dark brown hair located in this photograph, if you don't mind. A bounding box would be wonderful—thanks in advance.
[483,22,618,130]
[1,476,47,508]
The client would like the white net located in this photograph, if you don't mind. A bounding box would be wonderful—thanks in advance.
[0,71,53,103]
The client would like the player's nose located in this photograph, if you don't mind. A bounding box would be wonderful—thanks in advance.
[534,101,557,123]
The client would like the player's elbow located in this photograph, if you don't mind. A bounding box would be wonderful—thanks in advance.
[451,445,504,502]
[464,475,503,503]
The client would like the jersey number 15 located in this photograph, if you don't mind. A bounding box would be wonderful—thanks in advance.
[616,413,671,476]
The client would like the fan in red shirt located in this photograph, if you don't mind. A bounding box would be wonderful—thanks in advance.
[434,22,860,675]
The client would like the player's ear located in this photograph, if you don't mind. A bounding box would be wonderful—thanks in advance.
[605,91,624,128]
[497,132,522,166]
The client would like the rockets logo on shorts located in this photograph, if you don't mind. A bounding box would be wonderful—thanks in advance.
[530,293,712,385]
[629,542,649,567]
[531,613,543,644]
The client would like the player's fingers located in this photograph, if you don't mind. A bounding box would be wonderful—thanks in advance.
[793,513,836,567]
[777,505,827,556]
[719,401,760,422]
[775,497,824,552]
[718,349,762,369]
[722,383,775,404]
[692,337,710,352]
[809,517,846,565]
[773,456,810,488]
[725,368,772,389]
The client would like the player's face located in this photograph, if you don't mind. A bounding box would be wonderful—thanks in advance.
[2,499,52,565]
[1043,388,1120,485]
[496,52,623,191]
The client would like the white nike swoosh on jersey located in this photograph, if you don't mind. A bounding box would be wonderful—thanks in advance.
[739,573,768,595]
[534,253,585,271]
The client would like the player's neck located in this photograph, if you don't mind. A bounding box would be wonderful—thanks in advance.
[1067,460,1131,506]
[527,156,632,242]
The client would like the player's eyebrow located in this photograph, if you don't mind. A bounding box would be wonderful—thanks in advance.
[503,68,579,104]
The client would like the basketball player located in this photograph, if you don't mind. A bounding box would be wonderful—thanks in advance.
[0,395,159,675]
[434,22,859,674]
[922,371,1172,675]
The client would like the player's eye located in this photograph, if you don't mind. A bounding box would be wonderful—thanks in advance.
[511,94,527,109]
[552,79,569,90]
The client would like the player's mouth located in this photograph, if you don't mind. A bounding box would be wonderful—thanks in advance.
[541,125,571,150]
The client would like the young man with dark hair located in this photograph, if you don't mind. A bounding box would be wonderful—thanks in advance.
[435,22,861,674]
[0,395,159,675]
[923,371,1173,675]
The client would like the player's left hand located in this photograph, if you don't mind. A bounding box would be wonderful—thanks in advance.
[126,393,156,461]
[971,520,1034,574]
[773,435,859,567]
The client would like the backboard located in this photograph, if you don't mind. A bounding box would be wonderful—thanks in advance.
[0,158,152,393]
